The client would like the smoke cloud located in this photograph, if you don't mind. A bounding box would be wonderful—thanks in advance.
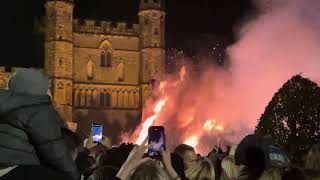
[124,0,320,155]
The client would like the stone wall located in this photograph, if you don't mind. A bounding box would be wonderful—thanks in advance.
[73,33,140,85]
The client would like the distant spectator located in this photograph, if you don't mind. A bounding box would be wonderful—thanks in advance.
[128,159,170,180]
[171,153,187,180]
[185,157,215,180]
[117,139,180,180]
[304,144,320,180]
[88,165,119,180]
[208,148,217,157]
[174,144,197,170]
[282,167,306,180]
[221,156,239,180]
[75,151,94,174]
[237,146,265,180]
[229,145,238,157]
[259,168,283,180]
[0,68,79,180]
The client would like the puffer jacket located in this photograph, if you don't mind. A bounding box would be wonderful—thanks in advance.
[0,90,79,180]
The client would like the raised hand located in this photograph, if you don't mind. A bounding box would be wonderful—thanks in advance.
[116,138,152,180]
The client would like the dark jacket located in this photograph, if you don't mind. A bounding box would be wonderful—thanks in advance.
[0,90,79,180]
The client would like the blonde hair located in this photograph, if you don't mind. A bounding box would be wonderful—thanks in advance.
[221,156,239,180]
[185,157,215,180]
[259,168,283,180]
[305,144,320,171]
[129,159,170,180]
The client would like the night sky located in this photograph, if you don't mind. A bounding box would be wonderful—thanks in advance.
[2,0,253,68]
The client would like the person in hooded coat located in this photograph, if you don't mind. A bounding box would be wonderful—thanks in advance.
[0,68,79,180]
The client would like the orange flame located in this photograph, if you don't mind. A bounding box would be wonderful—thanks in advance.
[184,136,199,148]
[135,98,168,145]
[203,119,216,132]
[215,124,224,131]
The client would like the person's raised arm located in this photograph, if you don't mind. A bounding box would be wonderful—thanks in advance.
[116,138,151,180]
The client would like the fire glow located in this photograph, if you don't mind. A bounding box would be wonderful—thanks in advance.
[123,0,320,155]
[123,66,239,154]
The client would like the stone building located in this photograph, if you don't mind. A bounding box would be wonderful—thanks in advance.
[0,0,166,142]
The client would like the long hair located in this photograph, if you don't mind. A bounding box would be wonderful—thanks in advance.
[305,144,320,171]
[129,159,170,180]
[221,156,239,180]
[185,157,215,180]
[259,168,283,180]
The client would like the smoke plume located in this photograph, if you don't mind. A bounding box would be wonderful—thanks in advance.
[124,0,320,155]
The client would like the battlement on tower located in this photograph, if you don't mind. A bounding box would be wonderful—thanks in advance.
[0,67,17,74]
[46,0,74,3]
[73,19,140,36]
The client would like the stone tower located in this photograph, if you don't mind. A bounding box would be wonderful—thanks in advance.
[139,0,166,104]
[45,0,74,123]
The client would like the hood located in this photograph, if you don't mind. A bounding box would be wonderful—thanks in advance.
[0,89,51,116]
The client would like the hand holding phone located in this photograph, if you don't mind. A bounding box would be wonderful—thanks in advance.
[148,126,166,159]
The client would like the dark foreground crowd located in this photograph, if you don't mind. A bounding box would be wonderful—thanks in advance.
[0,68,319,180]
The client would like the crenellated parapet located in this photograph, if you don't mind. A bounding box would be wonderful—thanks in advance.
[0,66,19,75]
[73,19,140,36]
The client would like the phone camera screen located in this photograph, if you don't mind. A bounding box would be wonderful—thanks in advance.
[148,127,165,158]
[92,124,102,143]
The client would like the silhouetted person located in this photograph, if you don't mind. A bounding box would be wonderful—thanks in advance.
[0,68,79,180]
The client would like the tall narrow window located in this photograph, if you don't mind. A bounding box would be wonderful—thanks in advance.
[100,51,112,67]
[99,92,111,107]
[101,52,106,66]
[100,93,105,107]
[106,52,112,67]
[105,93,111,107]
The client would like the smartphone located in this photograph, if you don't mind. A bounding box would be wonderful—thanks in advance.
[148,126,166,159]
[92,123,103,143]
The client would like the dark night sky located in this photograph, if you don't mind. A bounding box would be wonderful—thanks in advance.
[2,0,253,68]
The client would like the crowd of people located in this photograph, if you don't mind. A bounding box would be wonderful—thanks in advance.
[0,68,319,180]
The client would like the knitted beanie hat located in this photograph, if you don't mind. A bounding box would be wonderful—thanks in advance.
[8,68,49,95]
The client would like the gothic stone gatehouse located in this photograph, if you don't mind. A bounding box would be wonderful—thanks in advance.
[0,0,166,142]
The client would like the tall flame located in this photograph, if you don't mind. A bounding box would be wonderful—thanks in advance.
[123,65,244,155]
[135,98,168,145]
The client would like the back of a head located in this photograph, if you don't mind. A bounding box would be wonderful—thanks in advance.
[129,159,170,180]
[229,145,238,157]
[283,168,306,180]
[246,146,266,171]
[8,68,49,95]
[91,166,119,180]
[221,156,239,180]
[61,128,81,151]
[174,144,195,157]
[186,157,215,180]
[305,144,320,171]
[259,168,283,180]
[171,153,187,180]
